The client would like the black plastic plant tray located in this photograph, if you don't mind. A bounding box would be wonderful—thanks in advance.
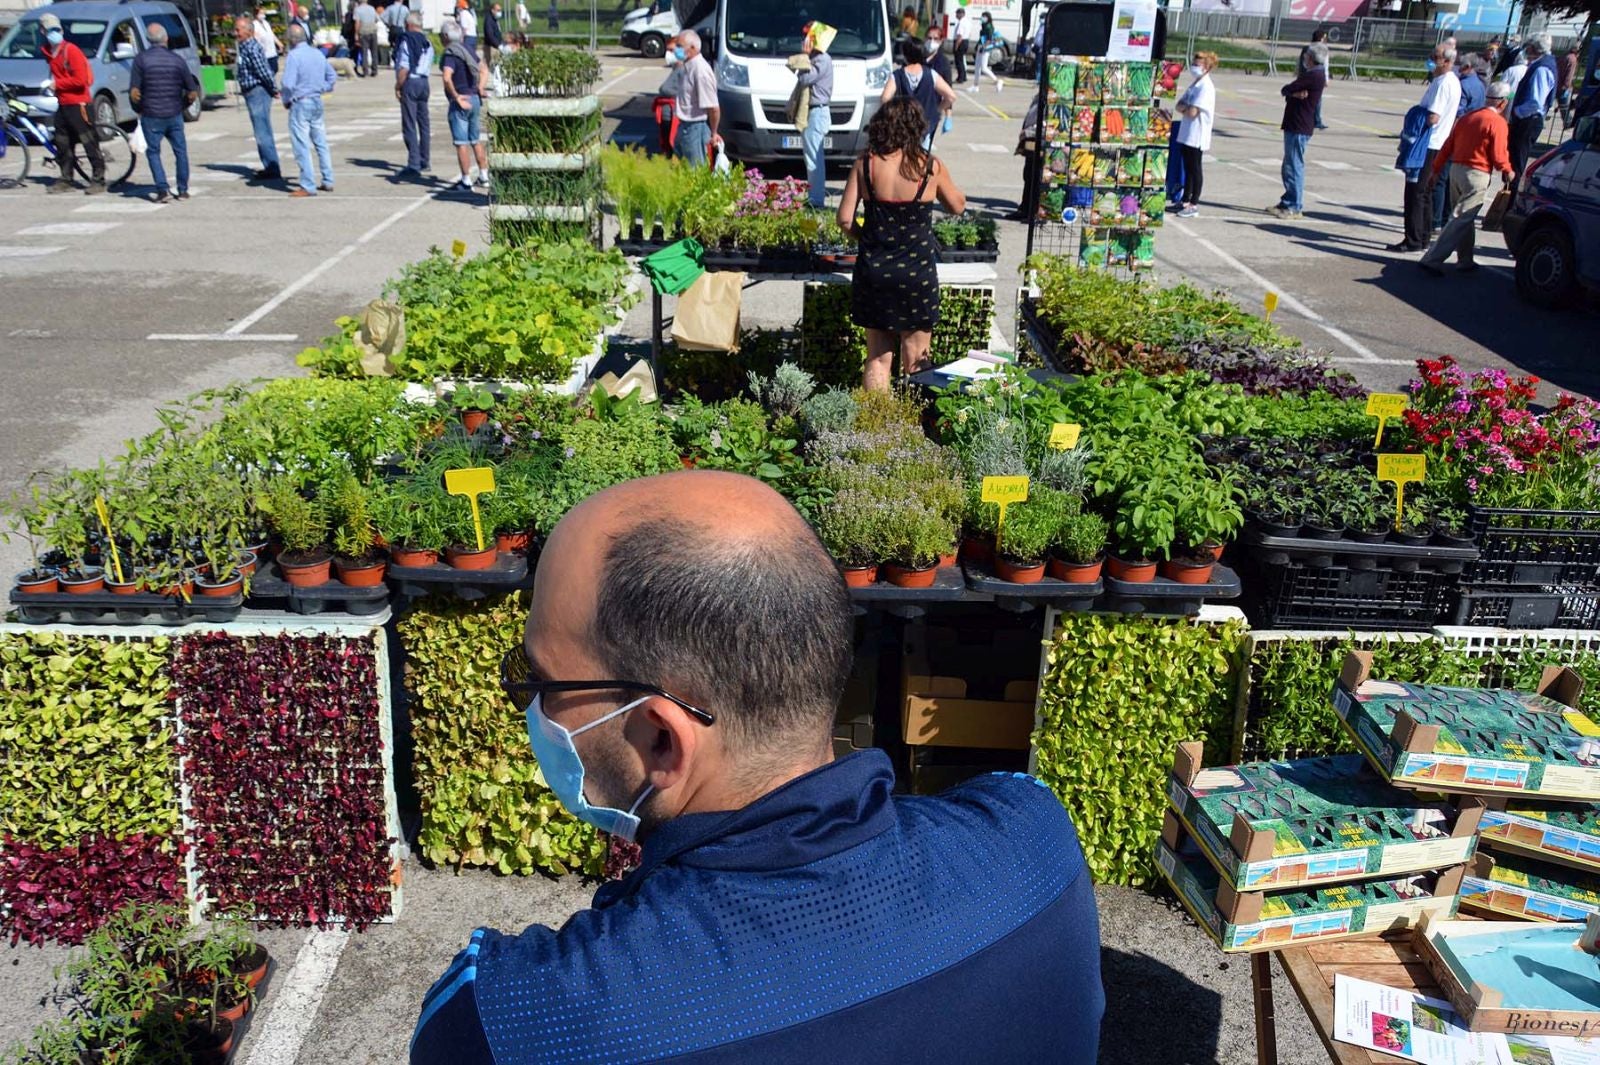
[936,241,1000,263]
[1241,560,1453,631]
[8,586,243,626]
[962,561,1102,611]
[849,566,978,604]
[246,565,389,617]
[388,553,531,601]
[1242,531,1478,574]
[1448,586,1600,629]
[1018,300,1065,373]
[1464,505,1600,586]
[1100,564,1242,617]
[701,247,814,273]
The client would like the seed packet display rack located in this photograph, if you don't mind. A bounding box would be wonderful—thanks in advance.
[1025,2,1175,275]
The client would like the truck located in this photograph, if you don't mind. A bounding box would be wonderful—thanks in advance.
[621,0,680,58]
[682,0,892,164]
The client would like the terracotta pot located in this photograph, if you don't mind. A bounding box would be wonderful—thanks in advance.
[335,557,388,587]
[196,575,245,598]
[218,994,250,1023]
[1106,555,1157,582]
[937,551,958,569]
[231,943,270,989]
[246,540,274,563]
[960,535,994,567]
[159,578,197,600]
[390,545,439,568]
[1204,542,1226,562]
[461,410,489,434]
[278,549,332,588]
[445,544,498,570]
[107,575,143,595]
[16,571,59,595]
[994,556,1046,584]
[883,562,938,588]
[840,564,878,588]
[61,568,106,595]
[495,530,530,554]
[1047,556,1103,584]
[679,455,697,469]
[238,551,259,578]
[1160,558,1215,585]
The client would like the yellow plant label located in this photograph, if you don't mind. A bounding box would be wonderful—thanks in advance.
[1263,292,1279,319]
[444,467,497,552]
[1367,393,1409,419]
[1376,454,1426,485]
[1048,423,1082,451]
[93,496,125,585]
[1566,711,1600,738]
[451,239,467,258]
[981,476,1030,505]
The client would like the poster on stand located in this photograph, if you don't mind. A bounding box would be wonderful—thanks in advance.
[1104,0,1157,62]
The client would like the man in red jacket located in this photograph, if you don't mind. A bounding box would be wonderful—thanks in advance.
[1420,80,1514,274]
[38,12,105,193]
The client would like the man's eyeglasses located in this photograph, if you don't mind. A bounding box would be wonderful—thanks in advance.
[499,647,717,726]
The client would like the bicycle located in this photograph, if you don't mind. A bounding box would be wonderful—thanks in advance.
[1,83,136,191]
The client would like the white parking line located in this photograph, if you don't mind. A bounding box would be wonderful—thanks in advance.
[0,245,63,258]
[191,171,247,181]
[186,130,229,141]
[1313,159,1355,170]
[365,109,395,118]
[75,201,164,213]
[1249,157,1281,167]
[239,930,350,1065]
[968,143,1009,153]
[16,221,121,235]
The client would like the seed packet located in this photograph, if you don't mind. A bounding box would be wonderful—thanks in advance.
[1076,63,1104,105]
[1088,190,1120,226]
[1124,106,1152,145]
[1070,148,1095,183]
[1067,185,1095,208]
[1143,148,1168,187]
[1092,150,1119,188]
[1104,229,1131,267]
[1048,57,1078,102]
[1156,60,1184,98]
[1041,186,1066,219]
[1126,61,1155,101]
[1079,228,1110,268]
[1073,106,1097,142]
[1150,107,1173,143]
[1043,146,1070,184]
[1045,100,1074,142]
[1101,62,1129,103]
[1141,189,1167,227]
[1129,231,1156,269]
[1100,107,1131,144]
[1117,149,1145,186]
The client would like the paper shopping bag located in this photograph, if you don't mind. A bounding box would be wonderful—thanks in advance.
[671,271,744,353]
[1481,188,1512,233]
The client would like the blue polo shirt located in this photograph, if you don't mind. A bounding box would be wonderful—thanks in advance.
[411,750,1104,1064]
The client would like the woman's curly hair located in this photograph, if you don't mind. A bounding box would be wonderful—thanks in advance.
[866,96,933,181]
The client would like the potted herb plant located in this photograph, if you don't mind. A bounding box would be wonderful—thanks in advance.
[883,500,955,589]
[1048,509,1108,583]
[4,476,59,593]
[995,491,1069,584]
[1108,484,1174,582]
[330,474,387,587]
[443,497,499,571]
[259,478,331,588]
[373,480,448,568]
[451,385,497,435]
[816,489,884,587]
[195,535,245,597]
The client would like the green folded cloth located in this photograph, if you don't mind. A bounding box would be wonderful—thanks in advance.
[641,238,706,296]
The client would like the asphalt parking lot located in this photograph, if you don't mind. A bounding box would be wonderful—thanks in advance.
[0,51,1592,1064]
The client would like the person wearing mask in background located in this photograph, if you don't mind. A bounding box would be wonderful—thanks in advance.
[1301,28,1330,131]
[483,2,504,67]
[672,30,719,167]
[1419,80,1513,276]
[792,21,835,209]
[968,12,1003,93]
[881,35,955,149]
[950,7,969,84]
[899,6,918,38]
[1508,34,1556,196]
[254,5,282,74]
[441,20,490,189]
[130,21,199,204]
[234,15,282,183]
[1558,44,1580,125]
[36,13,104,194]
[1173,51,1217,218]
[456,0,478,53]
[1456,53,1486,116]
[1389,43,1458,252]
[281,23,336,197]
[353,0,378,76]
[924,27,953,135]
[289,4,311,44]
[394,11,433,177]
[839,97,966,391]
[1269,42,1326,219]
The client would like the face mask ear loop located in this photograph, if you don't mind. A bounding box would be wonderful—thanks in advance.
[626,783,655,819]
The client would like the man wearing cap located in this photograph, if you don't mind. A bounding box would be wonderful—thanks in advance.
[456,0,478,54]
[130,21,199,203]
[1420,80,1515,275]
[37,13,105,193]
[408,470,1105,1064]
[793,22,834,209]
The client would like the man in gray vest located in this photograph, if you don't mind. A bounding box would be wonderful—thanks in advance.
[1508,33,1556,196]
[394,11,433,177]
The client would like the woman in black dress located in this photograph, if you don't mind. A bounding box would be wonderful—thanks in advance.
[837,96,966,391]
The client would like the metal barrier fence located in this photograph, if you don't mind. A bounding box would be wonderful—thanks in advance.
[1167,11,1584,81]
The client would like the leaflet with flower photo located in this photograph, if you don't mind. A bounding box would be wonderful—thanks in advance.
[1333,975,1504,1065]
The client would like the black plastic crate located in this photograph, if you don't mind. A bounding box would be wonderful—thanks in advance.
[1464,505,1600,585]
[1449,586,1600,629]
[1242,561,1455,631]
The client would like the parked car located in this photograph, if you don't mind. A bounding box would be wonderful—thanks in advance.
[0,1,203,128]
[1503,114,1600,308]
[620,0,679,59]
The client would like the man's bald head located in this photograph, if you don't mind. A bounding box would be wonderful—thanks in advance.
[532,471,853,763]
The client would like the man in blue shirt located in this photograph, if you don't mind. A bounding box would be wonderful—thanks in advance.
[1456,53,1487,116]
[129,22,198,203]
[1509,33,1557,196]
[394,11,434,177]
[410,470,1105,1065]
[234,16,281,182]
[280,24,336,196]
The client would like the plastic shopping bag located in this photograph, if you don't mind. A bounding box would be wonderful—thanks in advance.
[128,122,147,155]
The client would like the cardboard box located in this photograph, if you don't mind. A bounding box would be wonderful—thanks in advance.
[1167,742,1482,893]
[1479,801,1600,873]
[1332,651,1596,799]
[900,621,1040,752]
[1459,849,1600,923]
[1156,819,1462,954]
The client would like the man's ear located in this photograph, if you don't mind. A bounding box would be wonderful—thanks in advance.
[630,698,704,794]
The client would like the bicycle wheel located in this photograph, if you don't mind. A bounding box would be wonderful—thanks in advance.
[0,122,29,190]
[69,122,135,187]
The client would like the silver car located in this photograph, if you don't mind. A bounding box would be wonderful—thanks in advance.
[0,1,203,127]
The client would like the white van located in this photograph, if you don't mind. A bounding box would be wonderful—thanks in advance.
[697,0,892,164]
[621,0,679,58]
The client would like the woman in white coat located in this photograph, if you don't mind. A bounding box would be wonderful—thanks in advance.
[1173,51,1218,218]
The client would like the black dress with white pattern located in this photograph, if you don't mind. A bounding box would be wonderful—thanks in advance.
[851,153,940,332]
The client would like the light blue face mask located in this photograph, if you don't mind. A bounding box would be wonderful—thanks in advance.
[45,29,63,45]
[525,693,655,842]
[672,45,686,61]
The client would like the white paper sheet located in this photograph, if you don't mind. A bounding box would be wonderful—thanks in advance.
[1333,975,1505,1065]
[1104,0,1157,63]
